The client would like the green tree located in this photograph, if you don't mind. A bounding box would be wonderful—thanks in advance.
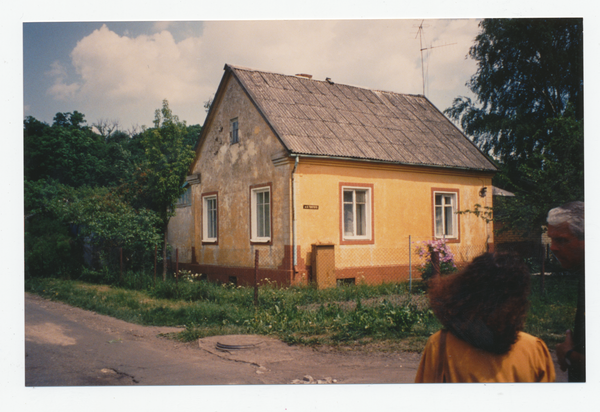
[24,113,132,188]
[445,18,583,233]
[141,99,196,279]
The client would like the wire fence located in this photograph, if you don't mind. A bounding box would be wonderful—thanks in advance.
[170,236,494,289]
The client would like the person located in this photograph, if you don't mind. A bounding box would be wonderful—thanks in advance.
[547,201,585,382]
[415,251,555,382]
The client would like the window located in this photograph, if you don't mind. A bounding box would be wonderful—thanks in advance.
[433,191,458,239]
[340,184,373,244]
[250,185,271,243]
[230,118,239,144]
[202,193,218,243]
[176,186,191,207]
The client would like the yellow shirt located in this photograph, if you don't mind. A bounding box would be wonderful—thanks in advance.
[415,330,555,383]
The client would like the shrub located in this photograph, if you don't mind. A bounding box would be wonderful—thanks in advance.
[414,239,457,282]
[25,215,84,279]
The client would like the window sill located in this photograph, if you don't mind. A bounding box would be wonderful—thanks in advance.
[250,239,272,245]
[340,238,374,246]
[434,237,460,244]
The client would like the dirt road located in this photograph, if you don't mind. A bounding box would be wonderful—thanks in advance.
[25,293,422,386]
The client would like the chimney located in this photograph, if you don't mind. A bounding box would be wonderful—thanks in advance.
[295,73,313,79]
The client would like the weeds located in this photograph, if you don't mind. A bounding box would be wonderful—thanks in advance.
[25,273,577,352]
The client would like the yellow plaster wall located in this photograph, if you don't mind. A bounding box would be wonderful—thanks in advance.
[294,158,493,268]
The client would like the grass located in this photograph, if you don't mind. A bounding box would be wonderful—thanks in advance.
[24,272,578,352]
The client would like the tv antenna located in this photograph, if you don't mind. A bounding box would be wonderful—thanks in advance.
[415,20,456,96]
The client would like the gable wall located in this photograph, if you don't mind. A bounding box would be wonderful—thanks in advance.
[184,76,293,282]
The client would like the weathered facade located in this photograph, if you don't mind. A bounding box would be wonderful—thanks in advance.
[168,64,497,287]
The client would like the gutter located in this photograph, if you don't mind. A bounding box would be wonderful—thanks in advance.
[291,155,300,269]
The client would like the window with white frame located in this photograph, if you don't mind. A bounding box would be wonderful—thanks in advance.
[342,186,371,240]
[251,186,271,242]
[434,191,458,238]
[230,118,239,144]
[202,194,218,242]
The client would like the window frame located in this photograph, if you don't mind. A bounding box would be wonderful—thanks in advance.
[339,183,374,245]
[250,183,272,245]
[202,192,218,244]
[431,188,460,243]
[230,118,239,144]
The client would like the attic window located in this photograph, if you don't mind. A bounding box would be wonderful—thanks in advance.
[230,118,239,144]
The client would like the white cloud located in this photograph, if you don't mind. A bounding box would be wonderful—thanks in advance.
[46,19,481,128]
[47,60,80,100]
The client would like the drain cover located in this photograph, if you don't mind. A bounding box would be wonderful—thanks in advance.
[216,342,260,351]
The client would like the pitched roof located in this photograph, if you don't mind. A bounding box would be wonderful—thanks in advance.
[225,64,497,172]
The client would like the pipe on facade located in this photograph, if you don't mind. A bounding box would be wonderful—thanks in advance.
[291,155,300,268]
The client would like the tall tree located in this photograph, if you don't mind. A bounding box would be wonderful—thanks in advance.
[141,99,196,279]
[445,18,583,233]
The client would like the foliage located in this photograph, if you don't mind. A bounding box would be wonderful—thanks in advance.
[456,203,493,224]
[47,184,162,272]
[140,99,196,226]
[526,274,579,347]
[139,99,196,278]
[445,18,583,233]
[24,214,83,279]
[25,273,576,352]
[23,104,200,281]
[26,278,435,349]
[24,113,132,188]
[414,239,457,281]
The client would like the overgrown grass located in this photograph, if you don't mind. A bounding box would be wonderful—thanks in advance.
[525,274,579,348]
[25,277,438,350]
[25,273,577,352]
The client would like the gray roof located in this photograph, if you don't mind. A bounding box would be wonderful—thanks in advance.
[226,64,497,172]
[492,186,515,197]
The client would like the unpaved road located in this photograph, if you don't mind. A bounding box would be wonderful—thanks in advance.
[25,293,567,386]
[25,293,422,386]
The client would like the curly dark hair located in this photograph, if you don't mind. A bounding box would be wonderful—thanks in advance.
[427,251,531,354]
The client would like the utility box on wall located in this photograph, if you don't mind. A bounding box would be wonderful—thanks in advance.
[312,244,336,289]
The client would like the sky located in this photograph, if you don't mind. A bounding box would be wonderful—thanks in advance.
[23,19,481,132]
[4,1,600,411]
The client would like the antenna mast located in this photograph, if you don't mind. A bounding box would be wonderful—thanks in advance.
[415,20,457,96]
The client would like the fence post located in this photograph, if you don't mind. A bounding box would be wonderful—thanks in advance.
[119,247,123,282]
[154,245,157,285]
[254,250,259,307]
[175,248,179,285]
[540,242,546,293]
[408,235,412,292]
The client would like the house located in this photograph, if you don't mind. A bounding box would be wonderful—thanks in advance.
[168,64,497,287]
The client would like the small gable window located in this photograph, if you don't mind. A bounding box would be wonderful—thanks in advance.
[230,118,239,144]
[176,185,191,207]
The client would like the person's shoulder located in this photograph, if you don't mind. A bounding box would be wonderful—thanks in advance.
[515,332,551,351]
[423,330,444,349]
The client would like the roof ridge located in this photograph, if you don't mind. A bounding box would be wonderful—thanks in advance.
[225,63,425,98]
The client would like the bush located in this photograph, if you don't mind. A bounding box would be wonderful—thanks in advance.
[414,239,457,282]
[25,215,84,279]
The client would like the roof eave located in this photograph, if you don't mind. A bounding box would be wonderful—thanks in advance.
[288,152,497,175]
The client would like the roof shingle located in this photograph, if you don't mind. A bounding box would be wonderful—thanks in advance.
[228,64,496,172]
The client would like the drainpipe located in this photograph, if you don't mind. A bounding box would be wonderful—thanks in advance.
[291,155,300,269]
